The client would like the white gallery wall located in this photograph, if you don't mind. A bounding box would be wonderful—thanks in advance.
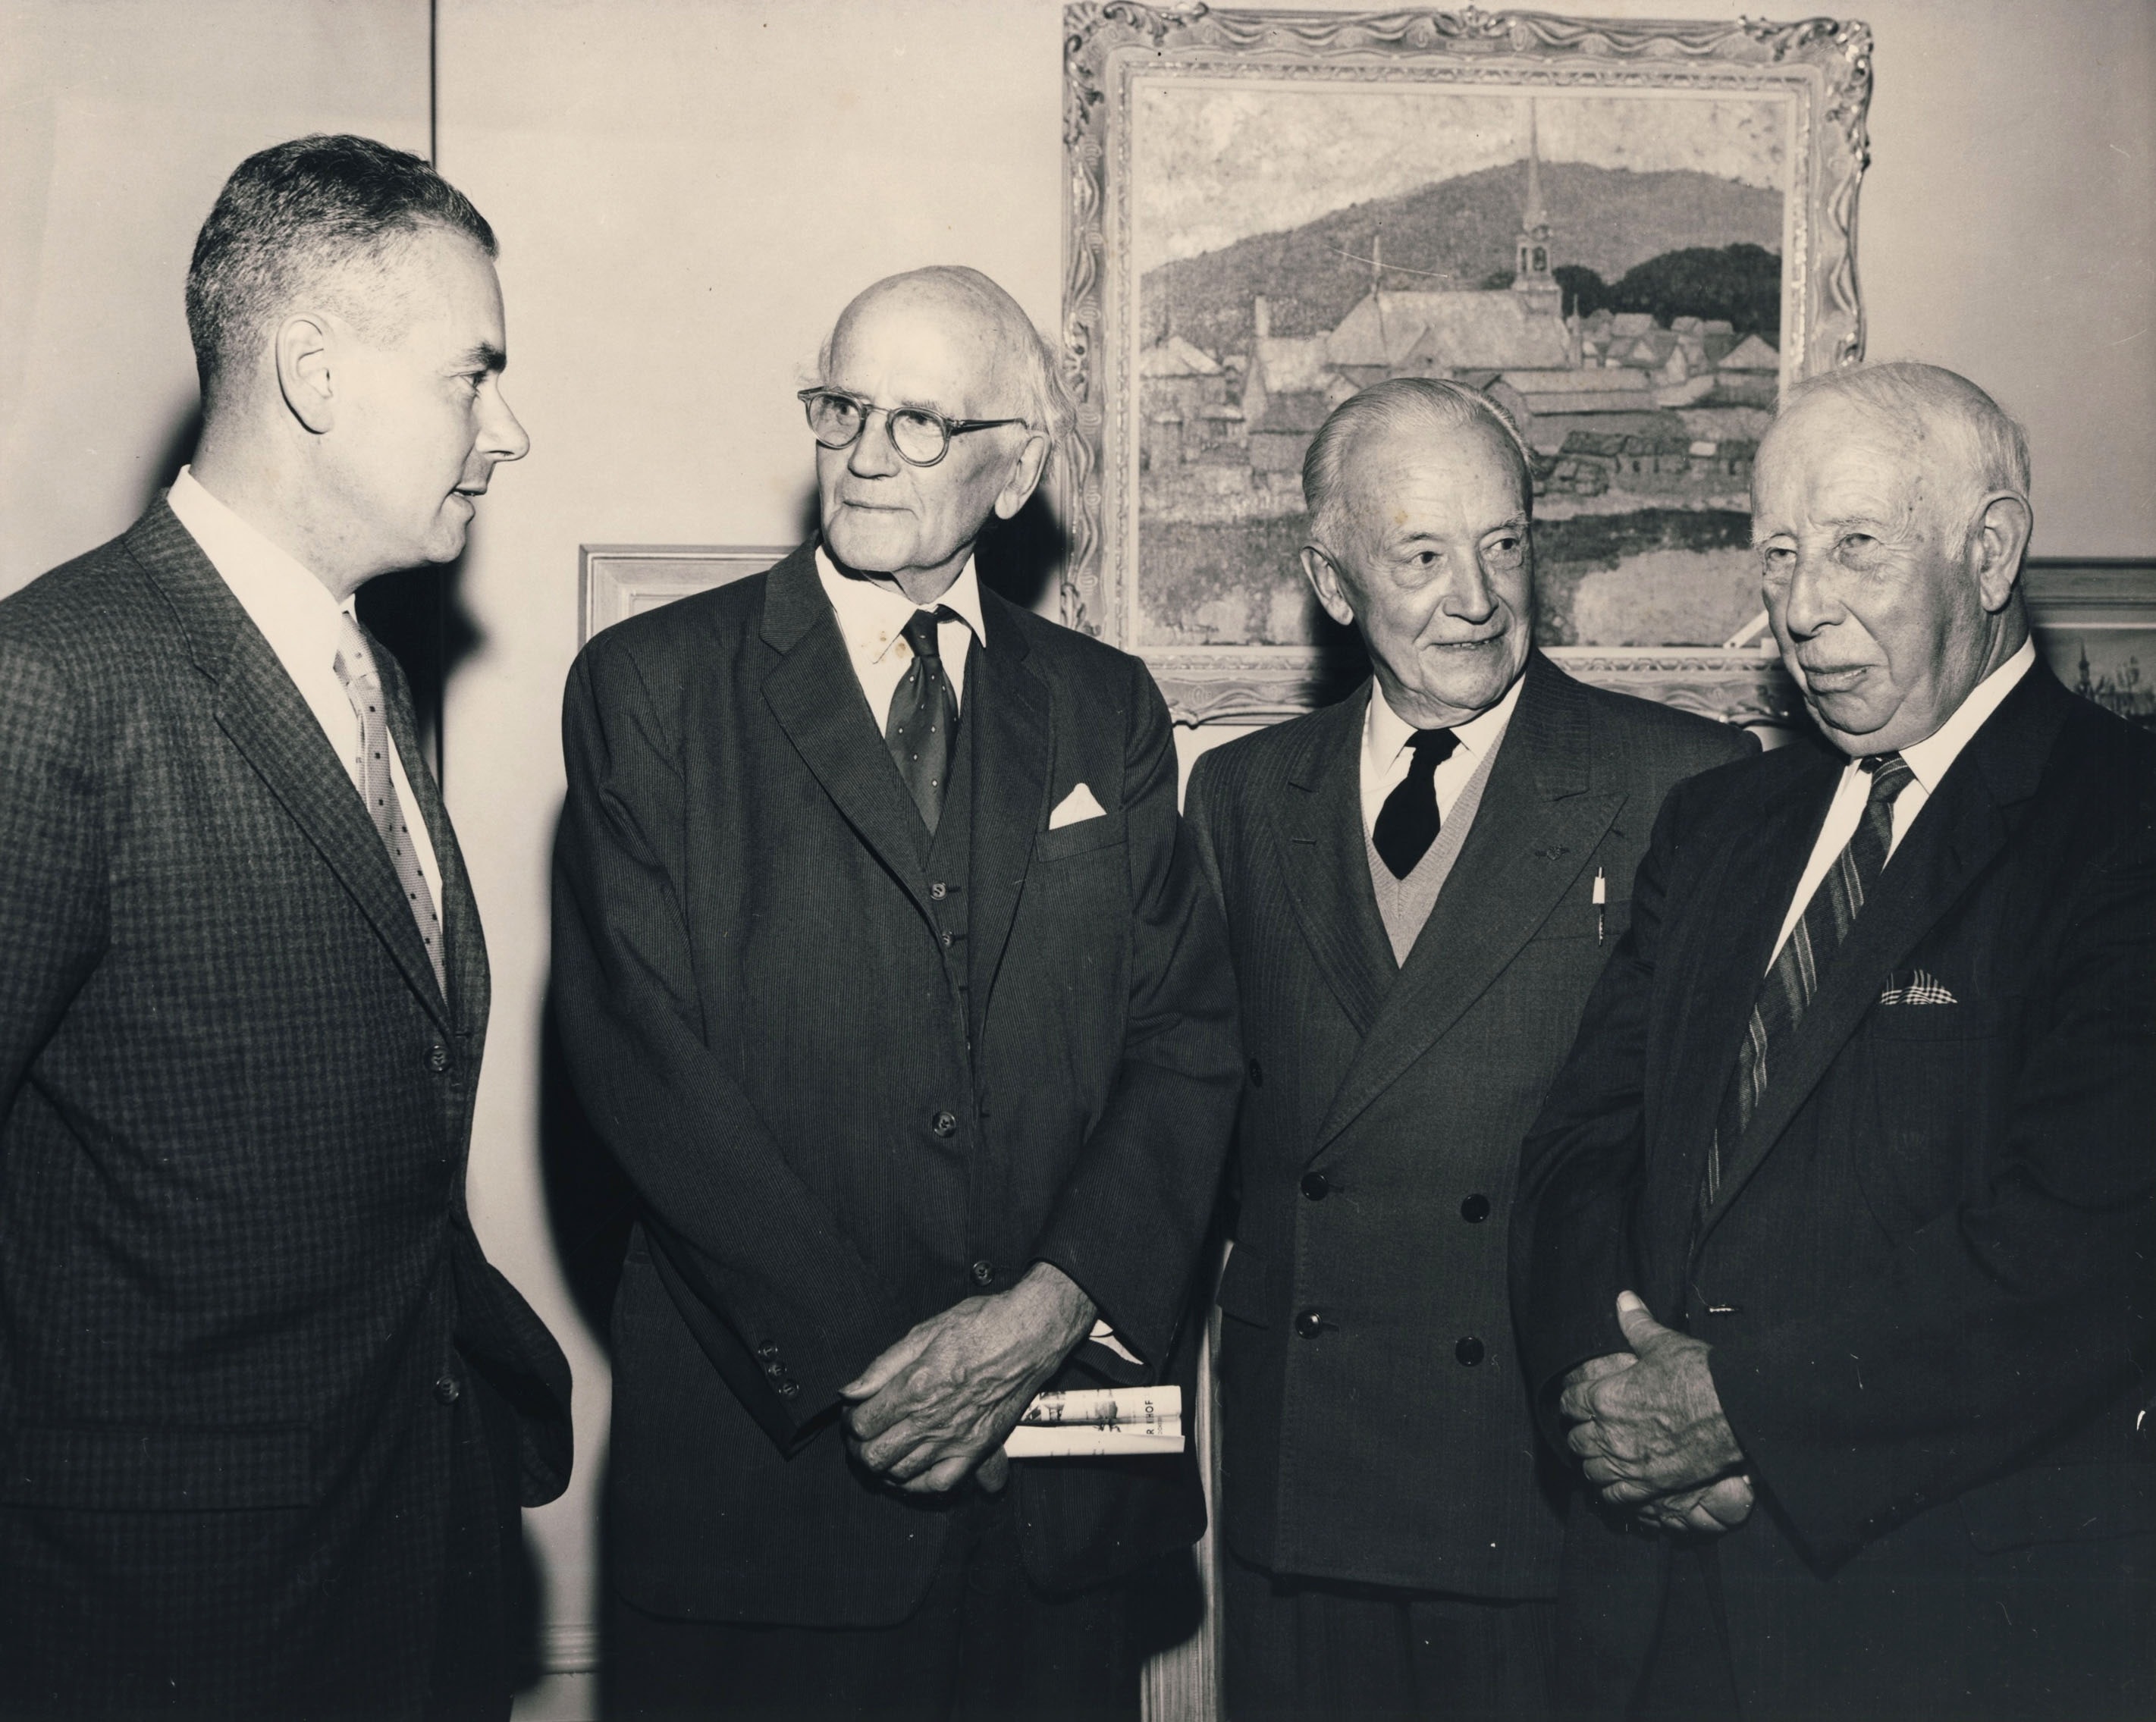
[2,0,2153,1705]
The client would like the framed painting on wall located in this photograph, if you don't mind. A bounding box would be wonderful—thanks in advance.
[1059,5,1874,726]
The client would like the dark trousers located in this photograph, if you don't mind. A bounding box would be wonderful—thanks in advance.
[605,1489,1190,1721]
[1630,1545,1738,1722]
[1222,1550,1555,1721]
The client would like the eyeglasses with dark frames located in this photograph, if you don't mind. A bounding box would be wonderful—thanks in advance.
[798,387,1028,469]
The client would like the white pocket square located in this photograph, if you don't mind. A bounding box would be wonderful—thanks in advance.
[1048,783,1108,830]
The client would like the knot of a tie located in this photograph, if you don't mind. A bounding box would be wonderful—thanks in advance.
[902,607,959,664]
[1860,750,1913,805]
[1409,727,1462,767]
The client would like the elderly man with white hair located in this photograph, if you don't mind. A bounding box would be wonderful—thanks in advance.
[552,266,1241,1718]
[1513,361,2156,1720]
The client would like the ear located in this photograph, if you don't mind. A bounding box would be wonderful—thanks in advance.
[1300,544,1357,629]
[993,432,1051,522]
[275,313,337,434]
[1968,491,2033,614]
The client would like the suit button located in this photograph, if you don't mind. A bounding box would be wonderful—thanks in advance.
[1455,1336,1486,1367]
[1460,1194,1491,1224]
[1247,1059,1264,1089]
[775,1379,802,1400]
[971,1259,995,1286]
[753,1342,780,1362]
[931,1111,958,1137]
[930,882,948,901]
[1300,1171,1330,1202]
[940,930,955,948]
[1294,1309,1326,1339]
[434,1375,461,1404]
[427,1041,450,1074]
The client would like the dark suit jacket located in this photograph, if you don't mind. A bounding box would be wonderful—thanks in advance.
[1185,652,1749,1598]
[1513,662,2156,1717]
[552,541,1241,1626]
[0,503,571,1716]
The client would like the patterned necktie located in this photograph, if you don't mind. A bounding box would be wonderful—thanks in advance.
[1372,728,1461,879]
[886,608,962,833]
[333,613,447,996]
[1700,751,1914,1211]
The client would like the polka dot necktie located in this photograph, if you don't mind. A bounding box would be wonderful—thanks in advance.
[1700,751,1914,1213]
[886,608,962,833]
[333,613,447,996]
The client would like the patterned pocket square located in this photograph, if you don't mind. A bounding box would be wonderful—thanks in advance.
[1879,968,1958,1006]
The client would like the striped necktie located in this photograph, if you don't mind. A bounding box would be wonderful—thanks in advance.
[1701,751,1913,1212]
[333,613,447,997]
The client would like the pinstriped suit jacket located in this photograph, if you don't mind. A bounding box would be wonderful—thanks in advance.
[0,503,570,1716]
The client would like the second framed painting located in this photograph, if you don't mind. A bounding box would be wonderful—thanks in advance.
[1060,5,1874,725]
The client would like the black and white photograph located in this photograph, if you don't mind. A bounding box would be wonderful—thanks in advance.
[1,4,2150,1720]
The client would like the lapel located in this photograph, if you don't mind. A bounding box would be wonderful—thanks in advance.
[376,647,488,1041]
[965,594,1054,1034]
[1653,743,1839,1211]
[760,543,940,921]
[127,503,454,1034]
[1696,666,2071,1242]
[1310,654,1623,1159]
[1273,685,1396,1039]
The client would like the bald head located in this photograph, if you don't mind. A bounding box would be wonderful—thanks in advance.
[811,267,1063,600]
[821,267,1069,445]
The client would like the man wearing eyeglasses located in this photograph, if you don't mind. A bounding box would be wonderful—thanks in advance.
[553,265,1241,1718]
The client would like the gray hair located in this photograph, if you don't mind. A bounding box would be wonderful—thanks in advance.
[817,265,1075,461]
[1778,361,2031,527]
[186,133,496,400]
[1303,378,1536,543]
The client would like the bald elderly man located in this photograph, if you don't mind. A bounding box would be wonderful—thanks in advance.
[1513,362,2156,1719]
[1185,378,1747,1720]
[554,266,1240,1717]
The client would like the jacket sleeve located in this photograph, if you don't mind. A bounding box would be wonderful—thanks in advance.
[1509,775,1693,1444]
[1029,661,1243,1370]
[1709,792,2156,1567]
[551,638,911,1439]
[0,639,105,1130]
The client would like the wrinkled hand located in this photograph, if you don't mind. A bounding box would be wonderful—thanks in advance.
[1560,1292,1745,1510]
[839,1263,1096,1495]
[1636,1474,1756,1538]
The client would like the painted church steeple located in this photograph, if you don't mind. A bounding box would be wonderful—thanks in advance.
[1514,99,1556,293]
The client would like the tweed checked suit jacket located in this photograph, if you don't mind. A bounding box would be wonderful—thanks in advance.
[1512,664,2156,1719]
[1185,652,1750,1599]
[0,503,571,1717]
[552,541,1242,1627]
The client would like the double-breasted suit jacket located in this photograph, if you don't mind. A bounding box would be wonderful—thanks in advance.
[0,503,572,1715]
[1185,651,1749,1598]
[552,541,1241,1627]
[1513,663,2156,1718]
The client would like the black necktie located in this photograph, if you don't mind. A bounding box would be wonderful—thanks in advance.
[1701,751,1914,1212]
[1372,728,1461,879]
[886,608,962,833]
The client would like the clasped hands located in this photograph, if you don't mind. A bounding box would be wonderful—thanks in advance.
[1558,1291,1754,1539]
[839,1262,1097,1495]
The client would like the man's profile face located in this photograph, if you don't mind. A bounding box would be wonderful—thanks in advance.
[325,226,529,575]
[1304,417,1533,727]
[815,290,1032,585]
[1753,394,1988,756]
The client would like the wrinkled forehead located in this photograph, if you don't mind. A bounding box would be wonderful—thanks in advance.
[1342,414,1528,523]
[823,287,1019,416]
[1756,394,1929,520]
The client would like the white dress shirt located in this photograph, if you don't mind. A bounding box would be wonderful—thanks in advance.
[814,547,987,729]
[165,467,444,913]
[1768,638,2036,968]
[1359,671,1526,836]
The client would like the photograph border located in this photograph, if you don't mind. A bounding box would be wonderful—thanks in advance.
[1059,4,1875,725]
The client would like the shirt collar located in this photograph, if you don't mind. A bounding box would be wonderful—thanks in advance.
[1891,636,2037,795]
[1364,669,1526,777]
[814,544,988,664]
[166,466,353,664]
